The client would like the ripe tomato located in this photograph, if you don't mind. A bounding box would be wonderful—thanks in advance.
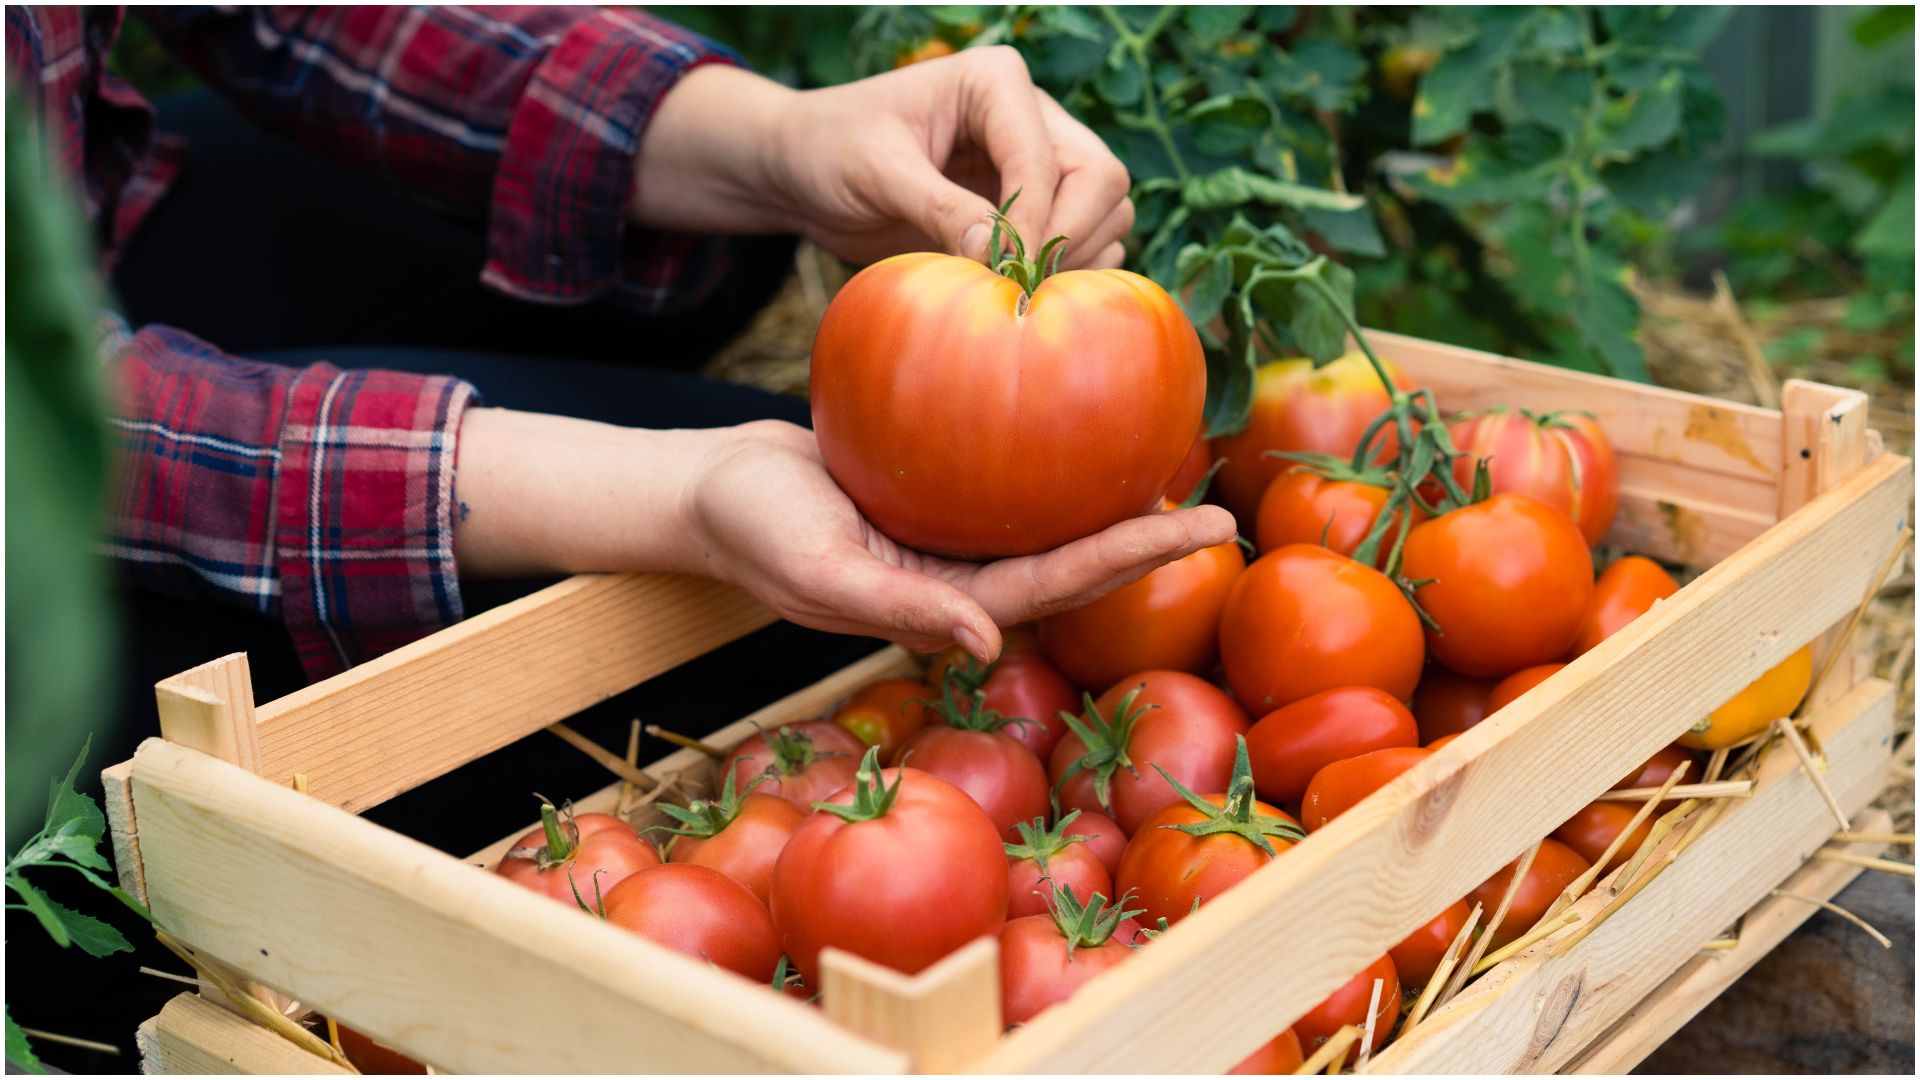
[1425,732,1463,751]
[1114,740,1303,928]
[1163,432,1217,504]
[891,685,1049,842]
[1400,494,1594,678]
[1228,1029,1304,1074]
[1049,671,1250,835]
[334,1024,426,1074]
[1006,810,1114,920]
[1391,898,1472,986]
[1214,353,1415,531]
[722,720,867,808]
[1448,406,1620,545]
[811,252,1204,558]
[659,771,806,906]
[1071,809,1128,876]
[1485,663,1566,714]
[1468,838,1591,949]
[926,648,1080,759]
[1293,955,1400,1065]
[999,885,1141,1024]
[1552,801,1650,876]
[771,753,1008,985]
[1619,743,1693,809]
[1411,664,1499,744]
[831,678,932,763]
[496,805,660,906]
[1219,544,1425,713]
[1300,747,1434,832]
[603,863,781,982]
[926,625,1044,689]
[1679,644,1813,751]
[1037,534,1245,692]
[1569,556,1680,659]
[1254,468,1425,569]
[1246,687,1420,808]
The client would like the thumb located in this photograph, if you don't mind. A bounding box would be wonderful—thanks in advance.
[885,151,1002,263]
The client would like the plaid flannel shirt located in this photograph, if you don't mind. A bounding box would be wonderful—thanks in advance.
[7,6,739,678]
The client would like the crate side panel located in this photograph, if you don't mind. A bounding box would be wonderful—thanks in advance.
[151,992,351,1075]
[131,738,905,1075]
[971,454,1910,1075]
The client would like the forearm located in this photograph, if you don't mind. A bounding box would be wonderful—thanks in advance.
[629,65,799,233]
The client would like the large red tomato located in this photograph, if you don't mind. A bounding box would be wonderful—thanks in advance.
[1214,353,1415,532]
[1254,468,1426,568]
[1218,544,1425,713]
[1448,406,1620,545]
[1037,535,1245,692]
[603,863,782,982]
[1245,686,1421,808]
[890,685,1049,842]
[1164,432,1217,504]
[1300,747,1434,832]
[1229,1030,1304,1074]
[659,770,805,906]
[496,805,660,906]
[722,721,867,809]
[1293,955,1400,1065]
[770,753,1008,986]
[1485,663,1566,714]
[1048,671,1250,835]
[1569,555,1680,659]
[1006,810,1114,920]
[1411,664,1500,744]
[831,678,932,764]
[811,252,1204,558]
[925,647,1079,759]
[998,886,1140,1024]
[1468,839,1591,950]
[1391,898,1473,986]
[1071,809,1128,876]
[1400,494,1595,678]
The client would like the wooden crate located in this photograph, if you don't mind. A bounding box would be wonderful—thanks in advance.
[110,333,1910,1075]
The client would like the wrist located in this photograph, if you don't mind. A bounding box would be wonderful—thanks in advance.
[630,64,801,233]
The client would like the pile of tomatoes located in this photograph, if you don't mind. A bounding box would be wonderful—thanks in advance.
[484,349,1817,1073]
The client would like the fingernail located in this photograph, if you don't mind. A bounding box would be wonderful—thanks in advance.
[952,623,990,662]
[961,221,990,261]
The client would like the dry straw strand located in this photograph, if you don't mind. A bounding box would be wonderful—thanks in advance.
[1354,978,1384,1072]
[545,722,656,789]
[1439,840,1542,1008]
[1403,902,1481,1034]
[1295,1025,1363,1076]
[1550,852,1678,958]
[1770,889,1894,947]
[1811,849,1916,877]
[1773,717,1851,831]
[1470,908,1581,975]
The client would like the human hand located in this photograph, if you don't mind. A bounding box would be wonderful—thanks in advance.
[633,50,1134,271]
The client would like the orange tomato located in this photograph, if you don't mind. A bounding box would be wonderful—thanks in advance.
[1245,686,1421,808]
[1468,839,1590,949]
[1292,955,1400,1065]
[1114,793,1300,929]
[1300,746,1434,831]
[1228,1029,1304,1074]
[1411,664,1500,744]
[1163,432,1216,504]
[1485,663,1566,713]
[1569,556,1680,658]
[1037,536,1244,691]
[831,678,932,763]
[1391,898,1473,986]
[1679,644,1814,751]
[1448,406,1620,545]
[1254,468,1427,568]
[1552,801,1651,875]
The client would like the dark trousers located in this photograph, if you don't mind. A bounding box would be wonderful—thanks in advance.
[9,89,871,1073]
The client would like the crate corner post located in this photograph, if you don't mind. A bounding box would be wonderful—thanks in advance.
[822,935,1003,1074]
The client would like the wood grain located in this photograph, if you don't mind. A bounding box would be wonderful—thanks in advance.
[155,653,259,774]
[968,453,1910,1075]
[822,937,1002,1074]
[101,759,147,906]
[131,737,906,1075]
[1779,380,1870,518]
[148,992,351,1075]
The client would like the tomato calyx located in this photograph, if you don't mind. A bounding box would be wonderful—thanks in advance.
[1176,457,1229,509]
[567,866,612,919]
[811,747,906,823]
[1149,735,1304,857]
[645,760,770,843]
[1005,808,1095,876]
[1128,898,1200,947]
[1055,686,1159,816]
[918,673,1036,738]
[505,797,582,870]
[987,189,1070,307]
[1042,882,1146,961]
[759,724,850,779]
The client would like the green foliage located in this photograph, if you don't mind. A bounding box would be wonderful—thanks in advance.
[657,6,863,87]
[6,1009,41,1076]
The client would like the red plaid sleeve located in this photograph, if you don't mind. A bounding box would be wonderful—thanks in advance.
[138,6,743,314]
[108,325,477,680]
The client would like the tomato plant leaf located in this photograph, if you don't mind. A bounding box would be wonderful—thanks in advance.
[1182,166,1365,212]
[1185,251,1234,325]
[1289,261,1357,365]
[1299,205,1385,258]
[1094,49,1144,106]
[1596,71,1683,159]
[5,1008,43,1075]
[1411,15,1525,146]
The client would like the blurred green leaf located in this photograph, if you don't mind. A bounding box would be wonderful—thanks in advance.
[6,1008,43,1075]
[1854,160,1915,257]
[1854,5,1915,48]
[1412,15,1525,145]
[1597,71,1682,158]
[1183,166,1364,211]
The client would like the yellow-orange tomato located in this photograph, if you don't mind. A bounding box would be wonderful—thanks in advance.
[831,678,931,763]
[1679,644,1814,750]
[1037,536,1245,691]
[1213,353,1415,533]
[811,253,1204,558]
[1568,556,1680,658]
[1485,663,1566,713]
[1254,467,1427,568]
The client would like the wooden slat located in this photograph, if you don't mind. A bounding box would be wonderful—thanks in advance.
[1560,809,1893,1074]
[1368,676,1892,1073]
[130,737,907,1075]
[253,572,776,815]
[148,993,350,1075]
[101,759,147,907]
[156,654,260,774]
[967,452,1911,1075]
[822,937,1003,1074]
[1779,380,1870,517]
[1611,487,1776,568]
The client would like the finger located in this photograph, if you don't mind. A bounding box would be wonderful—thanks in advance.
[963,505,1236,625]
[1087,240,1127,271]
[1034,92,1132,269]
[1058,198,1136,272]
[956,47,1059,255]
[773,544,1006,661]
[878,142,1005,263]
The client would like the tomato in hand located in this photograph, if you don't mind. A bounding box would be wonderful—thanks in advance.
[603,863,782,982]
[1214,353,1415,532]
[1448,406,1620,545]
[723,720,867,809]
[892,683,1049,842]
[1114,736,1303,928]
[1400,494,1594,678]
[1245,687,1420,808]
[1391,898,1472,986]
[831,678,932,764]
[1468,838,1590,949]
[1300,746,1434,832]
[496,803,660,906]
[1163,432,1217,504]
[1070,808,1128,876]
[1254,468,1425,569]
[1569,555,1680,659]
[655,767,804,906]
[811,251,1204,558]
[1411,665,1500,745]
[1219,544,1425,713]
[1037,531,1244,692]
[1679,644,1813,751]
[1293,954,1400,1065]
[999,883,1143,1024]
[926,648,1079,759]
[1552,802,1651,876]
[1485,663,1566,714]
[1006,810,1114,920]
[771,750,1008,986]
[1049,671,1250,835]
[1228,1029,1304,1074]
